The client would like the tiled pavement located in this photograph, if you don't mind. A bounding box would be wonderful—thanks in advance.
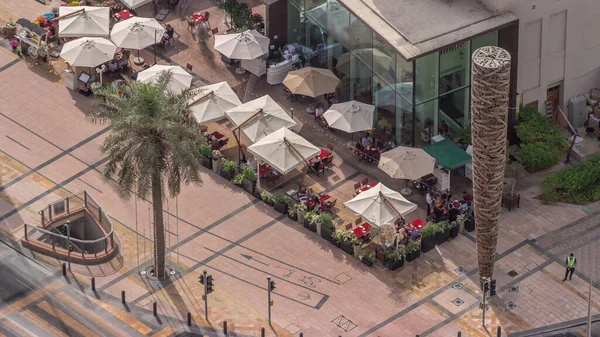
[1,1,600,336]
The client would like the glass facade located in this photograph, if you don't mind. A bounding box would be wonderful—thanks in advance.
[286,0,498,148]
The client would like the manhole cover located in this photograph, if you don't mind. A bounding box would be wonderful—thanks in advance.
[452,282,463,290]
[506,302,517,310]
[508,286,519,293]
[453,298,464,306]
[455,267,466,274]
[507,270,519,277]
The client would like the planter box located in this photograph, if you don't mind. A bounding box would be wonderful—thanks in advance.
[385,257,405,271]
[288,213,297,221]
[274,202,288,215]
[340,241,353,255]
[450,225,459,239]
[353,245,361,258]
[320,225,334,242]
[303,219,317,232]
[297,211,305,225]
[200,156,212,170]
[405,249,420,262]
[502,194,520,212]
[361,258,374,267]
[242,178,255,194]
[437,228,450,245]
[465,216,475,232]
[219,170,234,181]
[421,236,437,253]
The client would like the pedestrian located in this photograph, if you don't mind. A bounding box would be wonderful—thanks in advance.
[563,253,576,281]
[425,190,433,216]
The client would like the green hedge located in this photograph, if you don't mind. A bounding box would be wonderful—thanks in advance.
[515,106,568,171]
[541,155,600,204]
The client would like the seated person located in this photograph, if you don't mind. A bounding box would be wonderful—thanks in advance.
[315,105,324,118]
[462,190,473,202]
[117,58,129,71]
[311,156,322,175]
[107,60,118,73]
[360,133,373,147]
[161,24,175,46]
[409,229,421,240]
[439,121,449,135]
[296,185,307,199]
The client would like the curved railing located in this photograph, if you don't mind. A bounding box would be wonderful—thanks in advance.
[22,191,119,265]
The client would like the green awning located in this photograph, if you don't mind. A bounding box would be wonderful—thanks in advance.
[423,138,472,170]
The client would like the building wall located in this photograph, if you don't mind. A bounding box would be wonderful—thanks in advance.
[489,0,600,113]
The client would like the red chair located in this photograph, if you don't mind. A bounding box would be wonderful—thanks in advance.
[327,143,334,151]
[361,178,369,186]
[345,223,353,230]
[353,182,361,190]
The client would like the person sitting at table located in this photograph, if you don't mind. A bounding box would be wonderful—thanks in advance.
[315,105,324,118]
[360,133,373,147]
[462,190,473,203]
[296,185,307,199]
[448,204,459,222]
[117,57,129,71]
[409,228,421,240]
[306,195,320,211]
[311,155,322,176]
[107,60,119,73]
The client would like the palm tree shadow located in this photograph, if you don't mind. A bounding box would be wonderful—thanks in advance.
[161,277,195,322]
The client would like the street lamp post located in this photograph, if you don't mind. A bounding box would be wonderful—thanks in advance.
[66,220,71,271]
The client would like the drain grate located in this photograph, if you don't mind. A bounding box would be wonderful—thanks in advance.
[453,298,464,306]
[506,302,517,310]
[452,282,463,290]
[508,286,519,293]
[507,270,519,277]
[455,267,466,274]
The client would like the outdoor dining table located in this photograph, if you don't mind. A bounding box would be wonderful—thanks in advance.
[408,218,426,230]
[115,10,133,21]
[211,131,225,140]
[309,148,332,164]
[258,163,272,177]
[192,13,207,22]
[305,194,331,208]
[353,222,372,239]
[355,181,378,195]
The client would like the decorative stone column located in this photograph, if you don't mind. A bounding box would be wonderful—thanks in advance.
[470,46,511,281]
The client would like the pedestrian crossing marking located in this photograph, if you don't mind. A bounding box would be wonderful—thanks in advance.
[21,309,70,337]
[37,301,101,337]
[0,280,62,317]
[82,293,153,334]
[151,326,177,337]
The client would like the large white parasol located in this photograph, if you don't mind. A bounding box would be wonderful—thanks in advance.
[120,0,153,9]
[323,100,375,133]
[344,183,416,227]
[282,67,340,97]
[189,82,242,124]
[57,6,110,38]
[137,65,192,94]
[214,30,270,60]
[60,37,116,67]
[110,17,165,50]
[247,127,320,175]
[225,95,297,143]
[378,146,436,180]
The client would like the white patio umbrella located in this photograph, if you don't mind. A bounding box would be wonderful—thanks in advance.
[225,95,297,143]
[248,127,320,175]
[189,81,242,124]
[58,6,110,37]
[111,17,165,64]
[214,30,270,60]
[282,67,340,97]
[378,147,436,180]
[137,65,192,94]
[344,183,417,227]
[323,100,375,133]
[60,37,117,67]
[120,0,153,9]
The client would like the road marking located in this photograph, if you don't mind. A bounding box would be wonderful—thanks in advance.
[5,136,30,151]
[0,280,62,318]
[82,295,152,335]
[20,310,70,337]
[151,327,177,337]
[0,58,20,73]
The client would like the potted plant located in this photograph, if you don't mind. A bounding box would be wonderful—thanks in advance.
[303,210,318,232]
[334,230,354,253]
[212,150,223,173]
[295,202,307,225]
[405,239,421,262]
[273,194,292,215]
[436,220,451,245]
[318,213,335,243]
[220,158,236,180]
[287,202,300,221]
[260,189,275,205]
[464,214,475,232]
[232,172,244,187]
[420,222,437,253]
[198,143,213,169]
[384,245,405,271]
[360,247,376,267]
[241,166,256,194]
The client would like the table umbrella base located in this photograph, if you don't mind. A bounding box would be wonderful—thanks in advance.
[400,187,413,196]
[133,57,145,66]
[235,67,246,75]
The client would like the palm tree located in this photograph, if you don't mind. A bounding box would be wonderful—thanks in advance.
[89,73,204,279]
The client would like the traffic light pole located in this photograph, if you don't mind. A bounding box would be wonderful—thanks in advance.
[66,220,71,271]
[481,277,489,327]
[203,270,208,321]
[267,276,272,325]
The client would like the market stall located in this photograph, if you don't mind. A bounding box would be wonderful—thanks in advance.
[423,138,472,192]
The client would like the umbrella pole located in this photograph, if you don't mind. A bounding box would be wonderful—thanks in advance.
[255,156,260,192]
[233,128,242,165]
[380,192,405,221]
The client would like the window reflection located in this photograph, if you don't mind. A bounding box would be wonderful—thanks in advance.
[415,52,438,103]
[414,100,438,148]
[439,42,470,94]
[438,87,470,138]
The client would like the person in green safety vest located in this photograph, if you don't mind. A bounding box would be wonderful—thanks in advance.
[563,253,576,281]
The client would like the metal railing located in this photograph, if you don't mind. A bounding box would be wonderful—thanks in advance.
[24,191,117,259]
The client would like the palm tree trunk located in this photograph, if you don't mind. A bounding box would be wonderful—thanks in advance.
[151,172,166,279]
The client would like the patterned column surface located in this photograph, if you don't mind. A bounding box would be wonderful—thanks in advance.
[470,46,511,280]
